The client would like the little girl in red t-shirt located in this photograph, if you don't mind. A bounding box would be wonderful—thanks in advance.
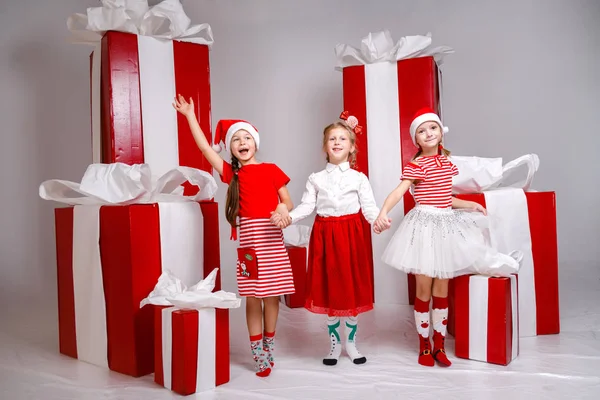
[173,95,295,378]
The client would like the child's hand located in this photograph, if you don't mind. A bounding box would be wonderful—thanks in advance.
[271,204,291,229]
[373,212,392,234]
[470,201,487,216]
[270,211,283,226]
[172,94,195,118]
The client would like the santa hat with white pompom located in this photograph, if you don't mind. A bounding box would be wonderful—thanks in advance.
[212,119,260,153]
[408,107,449,146]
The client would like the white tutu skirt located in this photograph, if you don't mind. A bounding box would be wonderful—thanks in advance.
[381,205,521,279]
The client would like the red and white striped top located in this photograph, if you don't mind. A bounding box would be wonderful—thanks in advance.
[402,155,459,208]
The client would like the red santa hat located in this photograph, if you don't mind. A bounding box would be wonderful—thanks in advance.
[409,108,449,146]
[212,119,260,153]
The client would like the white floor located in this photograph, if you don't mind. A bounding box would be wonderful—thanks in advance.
[1,266,599,400]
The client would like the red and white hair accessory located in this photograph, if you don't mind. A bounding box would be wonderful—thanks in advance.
[212,119,260,153]
[339,111,363,135]
[409,107,449,146]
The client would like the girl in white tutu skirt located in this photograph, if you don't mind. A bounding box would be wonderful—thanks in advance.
[373,108,522,368]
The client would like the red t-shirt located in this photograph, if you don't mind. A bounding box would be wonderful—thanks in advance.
[220,162,290,218]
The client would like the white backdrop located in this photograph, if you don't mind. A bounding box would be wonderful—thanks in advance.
[1,0,599,314]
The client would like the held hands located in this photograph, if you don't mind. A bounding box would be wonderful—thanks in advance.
[270,203,292,229]
[172,94,195,118]
[373,212,392,234]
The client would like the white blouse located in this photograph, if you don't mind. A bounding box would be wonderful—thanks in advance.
[289,162,380,224]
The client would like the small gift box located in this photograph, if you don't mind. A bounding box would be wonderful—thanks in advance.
[141,269,241,396]
[451,274,519,366]
[281,226,310,308]
[283,246,308,308]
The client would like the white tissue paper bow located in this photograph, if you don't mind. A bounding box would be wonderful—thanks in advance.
[335,30,454,70]
[283,225,311,247]
[38,163,218,205]
[140,268,242,309]
[451,154,540,194]
[67,0,213,45]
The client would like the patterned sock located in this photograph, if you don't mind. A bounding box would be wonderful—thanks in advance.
[323,316,342,366]
[263,331,275,368]
[344,316,367,364]
[432,296,452,367]
[414,297,434,367]
[250,334,272,377]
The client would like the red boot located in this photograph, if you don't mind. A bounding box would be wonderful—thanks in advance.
[432,331,451,367]
[418,333,435,367]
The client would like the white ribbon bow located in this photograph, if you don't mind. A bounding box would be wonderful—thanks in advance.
[38,162,218,205]
[283,225,311,247]
[67,0,213,45]
[140,268,242,309]
[334,30,454,70]
[451,154,540,194]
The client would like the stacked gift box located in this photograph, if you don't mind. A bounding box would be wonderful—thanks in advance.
[446,189,560,365]
[41,1,236,395]
[337,31,451,305]
[338,31,560,366]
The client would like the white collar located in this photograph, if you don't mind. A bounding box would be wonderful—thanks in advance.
[326,162,350,173]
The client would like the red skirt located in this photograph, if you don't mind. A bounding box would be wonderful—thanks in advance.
[305,213,374,316]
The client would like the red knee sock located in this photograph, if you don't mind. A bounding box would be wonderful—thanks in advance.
[414,297,434,367]
[432,296,451,367]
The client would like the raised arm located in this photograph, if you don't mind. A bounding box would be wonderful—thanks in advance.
[173,94,224,175]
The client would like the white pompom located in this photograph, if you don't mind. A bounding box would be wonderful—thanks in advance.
[443,126,449,134]
[347,115,359,129]
[212,143,222,152]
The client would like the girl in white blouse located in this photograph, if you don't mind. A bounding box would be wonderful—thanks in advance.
[272,112,379,366]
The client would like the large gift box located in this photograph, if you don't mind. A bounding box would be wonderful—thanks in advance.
[154,306,230,396]
[337,31,453,304]
[452,189,559,337]
[450,275,519,366]
[41,163,220,377]
[68,0,214,186]
[443,155,558,337]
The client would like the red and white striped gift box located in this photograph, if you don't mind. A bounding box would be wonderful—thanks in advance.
[452,274,519,366]
[452,190,560,337]
[341,55,441,304]
[54,201,221,377]
[154,306,230,396]
[90,31,213,186]
[281,246,308,308]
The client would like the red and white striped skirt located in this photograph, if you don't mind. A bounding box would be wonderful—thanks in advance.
[237,217,295,298]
